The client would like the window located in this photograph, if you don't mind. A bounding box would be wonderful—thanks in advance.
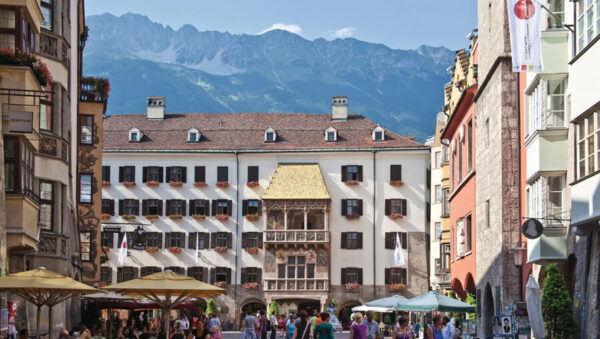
[212,200,232,216]
[211,232,232,248]
[101,232,115,248]
[341,199,362,216]
[451,143,455,191]
[188,128,200,142]
[101,199,115,215]
[243,200,261,216]
[266,132,275,141]
[119,199,139,216]
[40,102,51,131]
[528,78,567,134]
[217,166,228,183]
[102,166,110,183]
[165,232,185,248]
[4,137,34,196]
[100,267,112,284]
[242,232,262,248]
[390,165,402,182]
[373,126,385,141]
[140,267,162,277]
[341,165,362,182]
[443,145,450,163]
[194,166,206,183]
[577,0,600,52]
[467,120,473,172]
[385,268,407,285]
[213,267,231,283]
[442,188,450,216]
[80,115,93,144]
[427,169,431,189]
[384,232,407,249]
[440,244,451,271]
[547,0,565,29]
[164,266,185,275]
[145,232,162,248]
[187,267,208,282]
[129,128,142,142]
[466,214,472,253]
[143,166,163,183]
[166,199,185,216]
[79,174,92,203]
[248,166,259,183]
[119,166,135,183]
[241,267,261,284]
[142,199,162,216]
[435,185,442,203]
[40,0,53,31]
[81,232,91,261]
[327,131,336,141]
[435,222,442,240]
[385,199,407,216]
[341,232,362,249]
[167,166,186,183]
[486,199,490,228]
[547,79,566,128]
[575,111,599,179]
[435,151,442,168]
[130,132,138,141]
[285,256,309,279]
[189,200,209,216]
[117,267,138,283]
[458,137,463,183]
[341,267,363,284]
[39,181,53,230]
[188,232,210,249]
[547,176,564,222]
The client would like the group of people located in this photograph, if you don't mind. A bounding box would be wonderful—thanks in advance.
[241,310,335,339]
[346,312,459,339]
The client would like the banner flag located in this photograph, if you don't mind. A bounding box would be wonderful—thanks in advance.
[507,0,543,72]
[394,233,405,266]
[118,233,127,266]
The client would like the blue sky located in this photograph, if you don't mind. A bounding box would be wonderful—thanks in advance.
[85,0,478,50]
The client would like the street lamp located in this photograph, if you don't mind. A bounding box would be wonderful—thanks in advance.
[511,243,527,300]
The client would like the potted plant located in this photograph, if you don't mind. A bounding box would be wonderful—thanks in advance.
[245,247,259,255]
[389,283,406,291]
[122,215,136,220]
[245,214,260,221]
[345,214,360,220]
[192,214,206,220]
[213,281,227,288]
[345,283,359,292]
[246,181,259,188]
[345,180,359,186]
[213,247,229,254]
[169,214,183,220]
[101,213,111,221]
[145,246,159,253]
[216,181,229,188]
[243,282,258,289]
[102,181,111,187]
[215,214,229,222]
[98,281,108,288]
[146,181,160,187]
[169,181,183,187]
[390,180,404,186]
[123,182,136,187]
[193,182,207,187]
[167,247,182,254]
[0,48,53,86]
[389,213,404,220]
[145,215,159,220]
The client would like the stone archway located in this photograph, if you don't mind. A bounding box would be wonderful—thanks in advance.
[337,300,361,330]
[451,277,466,299]
[482,283,494,338]
[464,273,476,295]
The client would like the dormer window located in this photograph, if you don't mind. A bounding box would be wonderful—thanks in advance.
[373,126,385,141]
[129,127,143,142]
[264,127,276,142]
[325,127,337,142]
[188,128,200,143]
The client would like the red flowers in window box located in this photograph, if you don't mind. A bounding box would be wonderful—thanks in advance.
[390,180,404,186]
[216,181,229,188]
[389,213,404,220]
[345,283,360,291]
[245,214,260,221]
[215,214,229,222]
[145,246,159,253]
[145,215,159,220]
[245,247,259,255]
[389,283,406,291]
[167,247,182,254]
[345,214,360,220]
[243,282,258,289]
[169,181,183,187]
[122,215,136,220]
[193,182,207,187]
[0,48,53,86]
[102,181,111,187]
[213,246,229,254]
[146,181,160,187]
[101,213,111,221]
[213,281,227,288]
[123,182,136,187]
[345,180,359,186]
[192,214,206,220]
[98,282,108,287]
[246,181,259,188]
[169,214,183,220]
[102,246,111,253]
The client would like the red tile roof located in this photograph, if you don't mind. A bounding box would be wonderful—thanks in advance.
[103,113,424,151]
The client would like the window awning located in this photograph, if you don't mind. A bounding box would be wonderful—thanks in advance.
[262,164,331,200]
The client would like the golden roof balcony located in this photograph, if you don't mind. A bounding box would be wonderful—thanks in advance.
[264,278,329,292]
[264,230,329,249]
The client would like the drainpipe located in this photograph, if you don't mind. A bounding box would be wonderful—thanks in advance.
[516,73,523,301]
[372,151,377,299]
[234,151,240,328]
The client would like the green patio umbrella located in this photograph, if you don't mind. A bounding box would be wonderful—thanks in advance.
[394,291,475,313]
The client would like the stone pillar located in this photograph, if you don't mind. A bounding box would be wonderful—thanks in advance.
[324,208,328,230]
[284,210,288,230]
[304,209,308,230]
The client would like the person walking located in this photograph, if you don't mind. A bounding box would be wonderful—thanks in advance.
[313,313,334,339]
[393,317,414,339]
[259,310,268,339]
[279,314,287,338]
[242,313,258,339]
[363,311,380,339]
[292,311,311,339]
[270,311,278,339]
[349,313,367,339]
[426,315,443,339]
[441,316,454,339]
[286,314,296,339]
[208,314,221,335]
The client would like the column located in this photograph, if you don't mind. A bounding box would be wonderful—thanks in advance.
[324,207,328,230]
[304,208,308,230]
[284,206,288,230]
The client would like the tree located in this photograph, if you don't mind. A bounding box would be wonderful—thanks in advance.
[466,293,477,323]
[541,263,577,339]
[268,301,279,317]
[206,298,218,315]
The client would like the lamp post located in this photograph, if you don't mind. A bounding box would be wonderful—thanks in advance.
[511,244,527,301]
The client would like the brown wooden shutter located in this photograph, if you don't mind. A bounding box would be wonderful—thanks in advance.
[242,200,248,216]
[158,233,163,249]
[402,232,407,249]
[227,200,233,216]
[165,233,171,248]
[357,166,363,182]
[165,200,171,216]
[226,268,232,284]
[341,233,347,249]
[142,167,148,183]
[385,268,391,285]
[385,200,391,216]
[341,268,347,284]
[341,166,347,182]
[202,267,208,282]
[195,166,205,182]
[401,268,407,285]
[210,268,216,284]
[257,268,262,283]
[210,233,217,248]
[142,200,148,215]
[134,200,140,215]
[227,233,232,248]
[203,200,210,215]
[182,167,187,183]
[188,200,195,216]
[358,200,363,215]
[203,233,210,249]
[188,233,195,249]
[402,199,407,216]
[258,232,263,248]
[341,200,347,216]
[109,200,115,215]
[358,233,363,249]
[240,268,246,284]
[158,167,164,182]
[211,200,217,216]
[257,200,263,216]
[156,200,162,216]
[166,167,172,182]
[358,269,363,284]
[119,167,124,182]
[248,166,259,182]
[241,233,247,249]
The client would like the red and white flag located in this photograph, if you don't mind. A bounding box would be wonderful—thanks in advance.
[394,233,405,266]
[507,0,543,72]
[118,233,127,266]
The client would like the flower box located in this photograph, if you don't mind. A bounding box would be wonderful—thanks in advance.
[146,181,160,187]
[390,180,404,186]
[245,214,260,221]
[169,214,183,220]
[145,246,159,254]
[215,214,229,222]
[167,247,182,254]
[216,181,229,188]
[122,215,136,220]
[345,180,359,186]
[169,181,183,187]
[213,247,229,254]
[98,282,108,288]
[246,181,259,188]
[123,182,136,187]
[145,215,159,220]
[101,213,111,221]
[245,247,260,255]
[389,213,404,220]
[243,282,258,289]
[345,283,360,292]
[102,246,111,253]
[0,48,52,86]
[193,182,207,187]
[102,181,111,187]
[192,214,206,220]
[345,214,360,220]
[389,283,406,291]
[213,281,227,288]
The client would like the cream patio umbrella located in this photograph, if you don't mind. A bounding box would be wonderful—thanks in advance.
[103,270,225,339]
[0,267,98,339]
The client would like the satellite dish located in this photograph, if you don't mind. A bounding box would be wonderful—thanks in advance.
[521,218,543,239]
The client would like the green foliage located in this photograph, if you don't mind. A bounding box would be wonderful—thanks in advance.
[268,301,279,317]
[330,298,337,307]
[206,298,218,315]
[541,263,577,339]
[82,302,102,330]
[466,293,477,323]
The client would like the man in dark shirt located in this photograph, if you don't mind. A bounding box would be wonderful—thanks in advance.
[139,326,151,339]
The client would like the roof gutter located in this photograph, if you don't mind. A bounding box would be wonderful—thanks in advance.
[102,147,430,154]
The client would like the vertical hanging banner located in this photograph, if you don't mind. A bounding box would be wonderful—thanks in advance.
[507,0,543,72]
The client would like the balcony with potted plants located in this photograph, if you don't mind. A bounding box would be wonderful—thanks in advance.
[80,76,110,103]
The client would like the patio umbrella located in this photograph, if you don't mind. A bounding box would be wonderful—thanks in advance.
[83,291,134,336]
[352,305,394,313]
[394,291,475,313]
[103,270,225,339]
[0,267,98,339]
[525,276,545,338]
[366,295,407,309]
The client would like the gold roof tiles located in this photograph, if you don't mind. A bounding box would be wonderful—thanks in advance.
[262,164,331,200]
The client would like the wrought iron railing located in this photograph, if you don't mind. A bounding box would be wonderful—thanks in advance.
[264,278,329,291]
[264,230,329,243]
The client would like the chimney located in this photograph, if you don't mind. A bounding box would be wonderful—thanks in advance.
[146,96,165,120]
[331,96,348,121]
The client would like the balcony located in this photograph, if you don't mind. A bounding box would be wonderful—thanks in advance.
[264,278,329,292]
[525,129,568,182]
[7,0,43,33]
[39,133,69,161]
[527,227,568,264]
[39,32,70,68]
[5,193,40,252]
[264,230,329,248]
[80,77,110,103]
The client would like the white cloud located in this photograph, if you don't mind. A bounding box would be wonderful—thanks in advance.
[260,23,302,35]
[328,27,356,39]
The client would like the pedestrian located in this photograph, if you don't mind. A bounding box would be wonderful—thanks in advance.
[441,316,454,339]
[210,326,222,339]
[182,316,190,336]
[270,311,278,339]
[286,314,296,339]
[313,313,334,339]
[7,323,16,339]
[259,310,268,339]
[292,311,310,339]
[58,329,71,339]
[80,324,92,339]
[188,320,210,339]
[309,311,319,332]
[279,314,287,338]
[393,317,414,339]
[17,329,29,339]
[140,326,151,339]
[349,313,366,339]
[363,311,380,339]
[209,313,221,334]
[242,312,258,339]
[426,315,443,339]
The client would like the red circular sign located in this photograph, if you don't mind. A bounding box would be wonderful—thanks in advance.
[514,0,536,20]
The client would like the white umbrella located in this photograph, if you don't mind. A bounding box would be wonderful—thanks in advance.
[352,305,394,313]
[525,276,545,338]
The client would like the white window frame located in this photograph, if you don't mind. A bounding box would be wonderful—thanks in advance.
[372,126,385,141]
[129,127,143,142]
[576,111,599,179]
[577,0,600,53]
[188,128,200,142]
[526,76,567,136]
[325,127,337,142]
[264,127,276,142]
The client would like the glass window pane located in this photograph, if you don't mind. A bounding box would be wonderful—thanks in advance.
[297,256,305,265]
[288,256,295,265]
[287,266,295,279]
[80,174,92,203]
[41,6,52,30]
[297,266,305,279]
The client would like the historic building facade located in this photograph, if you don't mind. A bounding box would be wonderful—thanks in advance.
[100,97,430,328]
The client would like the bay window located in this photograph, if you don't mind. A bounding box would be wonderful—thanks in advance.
[577,0,600,53]
[528,175,566,226]
[79,174,92,203]
[40,0,53,31]
[39,181,53,230]
[576,111,599,179]
[527,77,567,135]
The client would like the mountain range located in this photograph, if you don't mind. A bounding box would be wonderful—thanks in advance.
[83,13,456,141]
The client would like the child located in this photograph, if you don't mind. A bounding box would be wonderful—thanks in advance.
[210,326,222,339]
